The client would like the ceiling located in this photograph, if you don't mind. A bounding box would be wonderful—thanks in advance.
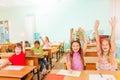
[0,0,63,9]
[0,0,44,7]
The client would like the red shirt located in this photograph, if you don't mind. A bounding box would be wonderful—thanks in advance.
[9,52,25,66]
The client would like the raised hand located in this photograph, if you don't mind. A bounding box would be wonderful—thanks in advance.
[80,27,85,33]
[94,20,100,30]
[78,27,81,33]
[40,36,42,39]
[109,17,117,28]
[70,28,74,34]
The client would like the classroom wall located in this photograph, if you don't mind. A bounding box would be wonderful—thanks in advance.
[0,0,110,50]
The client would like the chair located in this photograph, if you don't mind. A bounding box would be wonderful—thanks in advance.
[84,57,98,70]
[25,72,34,80]
[25,60,35,80]
[25,57,40,80]
[1,45,7,52]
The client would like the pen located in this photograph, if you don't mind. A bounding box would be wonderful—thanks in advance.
[99,73,103,78]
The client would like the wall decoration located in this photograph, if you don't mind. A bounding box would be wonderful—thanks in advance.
[0,20,9,43]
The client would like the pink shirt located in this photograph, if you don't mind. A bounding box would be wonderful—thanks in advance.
[67,52,84,70]
[43,42,50,48]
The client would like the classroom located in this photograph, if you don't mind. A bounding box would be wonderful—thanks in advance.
[0,0,120,80]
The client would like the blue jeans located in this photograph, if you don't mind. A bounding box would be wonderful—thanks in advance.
[38,58,49,72]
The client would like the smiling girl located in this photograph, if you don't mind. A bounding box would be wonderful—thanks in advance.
[95,17,117,70]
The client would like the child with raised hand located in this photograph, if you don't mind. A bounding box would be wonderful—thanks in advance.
[66,28,87,72]
[70,27,87,52]
[31,40,49,74]
[40,36,51,48]
[66,40,84,72]
[95,17,117,70]
[2,43,25,66]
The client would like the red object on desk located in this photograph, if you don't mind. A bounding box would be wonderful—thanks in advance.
[45,74,64,80]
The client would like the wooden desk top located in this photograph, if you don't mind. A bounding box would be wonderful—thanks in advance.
[0,52,48,58]
[49,70,120,80]
[0,66,35,78]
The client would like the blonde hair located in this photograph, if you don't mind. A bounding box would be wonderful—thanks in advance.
[100,38,113,63]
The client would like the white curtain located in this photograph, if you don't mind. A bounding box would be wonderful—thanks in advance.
[25,15,35,44]
[110,0,120,41]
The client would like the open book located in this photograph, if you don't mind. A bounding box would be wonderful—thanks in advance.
[56,70,81,77]
[3,65,24,70]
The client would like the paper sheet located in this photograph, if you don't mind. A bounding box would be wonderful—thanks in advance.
[89,74,116,80]
[3,66,24,70]
[56,70,81,77]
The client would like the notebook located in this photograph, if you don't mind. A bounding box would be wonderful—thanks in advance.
[56,70,81,77]
[89,74,116,80]
[3,65,24,70]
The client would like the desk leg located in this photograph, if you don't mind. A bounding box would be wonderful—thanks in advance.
[50,58,52,69]
[56,51,58,62]
[58,50,60,60]
[37,69,40,80]
[47,58,52,69]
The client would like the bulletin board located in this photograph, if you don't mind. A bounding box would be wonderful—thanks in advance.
[0,20,9,43]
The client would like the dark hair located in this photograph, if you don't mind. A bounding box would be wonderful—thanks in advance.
[34,40,40,45]
[70,40,84,67]
[25,41,31,47]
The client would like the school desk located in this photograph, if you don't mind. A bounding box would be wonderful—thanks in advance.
[0,52,48,80]
[0,66,35,80]
[51,42,63,58]
[25,45,61,68]
[46,69,120,80]
[43,46,60,68]
[84,44,98,70]
[0,43,15,53]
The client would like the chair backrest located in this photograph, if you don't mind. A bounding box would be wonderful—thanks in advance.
[1,45,7,52]
[25,59,35,80]
[25,60,34,66]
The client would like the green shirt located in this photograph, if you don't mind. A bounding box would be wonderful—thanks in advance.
[32,46,44,58]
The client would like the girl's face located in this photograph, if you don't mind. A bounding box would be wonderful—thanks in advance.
[102,40,110,52]
[35,43,40,49]
[72,42,80,53]
[15,47,22,55]
[45,37,48,43]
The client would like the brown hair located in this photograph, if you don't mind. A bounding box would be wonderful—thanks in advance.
[70,40,84,67]
[15,43,22,50]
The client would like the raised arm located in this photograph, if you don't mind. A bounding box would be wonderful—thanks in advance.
[40,36,45,46]
[70,28,74,42]
[22,41,25,53]
[79,28,87,55]
[94,20,101,51]
[109,17,117,52]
